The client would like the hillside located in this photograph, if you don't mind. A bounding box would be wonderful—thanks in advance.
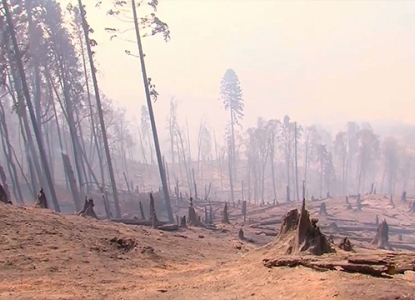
[1,197,415,300]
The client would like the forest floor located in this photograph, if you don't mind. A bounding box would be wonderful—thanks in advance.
[1,194,415,300]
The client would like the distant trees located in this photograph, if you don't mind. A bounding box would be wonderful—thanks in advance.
[220,68,244,202]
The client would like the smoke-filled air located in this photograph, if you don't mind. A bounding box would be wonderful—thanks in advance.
[1,1,415,299]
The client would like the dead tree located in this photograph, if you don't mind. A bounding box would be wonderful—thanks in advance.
[0,183,11,204]
[389,194,394,206]
[180,215,187,227]
[319,202,327,216]
[204,206,208,223]
[209,203,214,224]
[372,219,391,250]
[356,194,362,211]
[339,237,353,251]
[34,188,48,208]
[222,202,230,224]
[241,200,247,222]
[139,201,146,220]
[286,185,290,202]
[375,215,379,226]
[149,193,158,228]
[401,191,406,202]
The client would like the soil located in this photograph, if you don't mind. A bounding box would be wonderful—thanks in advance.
[1,194,415,300]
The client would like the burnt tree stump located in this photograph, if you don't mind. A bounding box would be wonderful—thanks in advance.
[375,215,379,226]
[241,200,247,222]
[0,183,11,204]
[78,197,98,219]
[34,188,48,209]
[372,220,391,250]
[356,194,362,211]
[238,228,245,240]
[401,191,407,202]
[276,199,334,255]
[188,197,201,226]
[149,193,158,229]
[180,216,187,227]
[345,195,349,204]
[389,194,394,206]
[222,202,230,224]
[139,201,146,220]
[319,202,328,216]
[339,237,353,251]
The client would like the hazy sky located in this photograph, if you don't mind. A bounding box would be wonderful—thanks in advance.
[78,0,415,145]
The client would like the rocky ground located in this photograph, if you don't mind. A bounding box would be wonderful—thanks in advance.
[0,194,415,300]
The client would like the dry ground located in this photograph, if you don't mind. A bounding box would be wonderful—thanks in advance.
[1,195,415,300]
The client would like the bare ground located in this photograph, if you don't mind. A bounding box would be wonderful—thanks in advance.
[1,195,415,300]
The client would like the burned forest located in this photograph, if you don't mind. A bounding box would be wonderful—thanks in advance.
[0,0,415,299]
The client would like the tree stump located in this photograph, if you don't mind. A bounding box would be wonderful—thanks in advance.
[241,200,247,222]
[345,195,349,204]
[372,220,391,249]
[34,188,48,209]
[139,201,146,220]
[401,191,407,202]
[276,199,334,255]
[180,216,187,227]
[356,194,362,211]
[188,197,201,226]
[204,207,209,223]
[222,202,230,224]
[238,228,245,240]
[0,183,11,204]
[209,203,214,224]
[78,197,98,219]
[375,215,379,226]
[149,193,158,229]
[347,203,352,210]
[326,192,331,199]
[319,202,328,216]
[339,237,353,251]
[389,194,394,206]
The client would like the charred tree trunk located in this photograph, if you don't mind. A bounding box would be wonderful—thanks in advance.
[372,220,391,250]
[77,0,121,218]
[3,0,60,211]
[222,202,230,224]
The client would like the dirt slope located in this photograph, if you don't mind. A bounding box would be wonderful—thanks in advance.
[0,202,415,300]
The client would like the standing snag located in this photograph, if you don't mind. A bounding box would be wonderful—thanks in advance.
[372,219,391,250]
[319,202,327,216]
[149,193,159,228]
[0,183,11,204]
[34,188,48,208]
[241,200,247,222]
[222,202,230,224]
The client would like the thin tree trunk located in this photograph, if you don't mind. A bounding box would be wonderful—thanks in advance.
[131,0,173,222]
[77,0,121,217]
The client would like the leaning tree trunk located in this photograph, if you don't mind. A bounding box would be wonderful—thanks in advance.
[131,0,173,222]
[77,0,121,218]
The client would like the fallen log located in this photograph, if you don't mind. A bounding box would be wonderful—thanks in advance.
[158,224,179,231]
[111,219,168,226]
[263,257,394,277]
[254,231,278,236]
